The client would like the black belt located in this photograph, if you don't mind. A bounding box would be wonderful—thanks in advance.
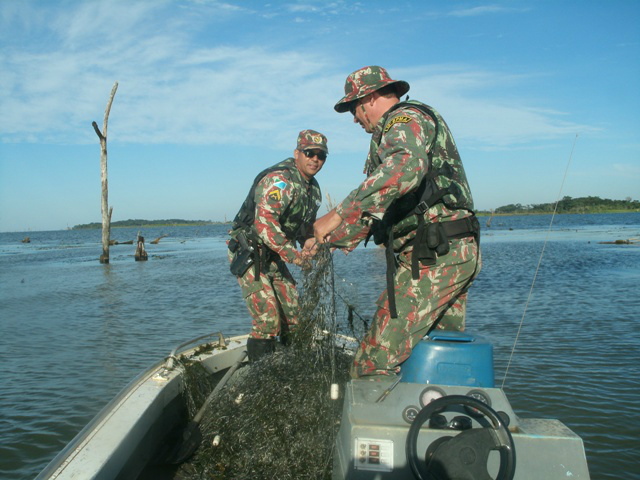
[441,216,480,240]
[386,215,480,319]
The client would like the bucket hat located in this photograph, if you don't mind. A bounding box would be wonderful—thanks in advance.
[334,66,410,113]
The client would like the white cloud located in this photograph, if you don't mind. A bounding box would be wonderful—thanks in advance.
[612,163,640,177]
[396,65,597,148]
[287,4,320,13]
[448,4,524,17]
[0,2,597,153]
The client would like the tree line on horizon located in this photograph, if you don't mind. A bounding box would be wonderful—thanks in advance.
[485,196,639,215]
[72,196,638,229]
[72,219,226,229]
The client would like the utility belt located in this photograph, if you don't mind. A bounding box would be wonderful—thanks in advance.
[410,215,480,276]
[229,231,278,278]
[385,215,480,319]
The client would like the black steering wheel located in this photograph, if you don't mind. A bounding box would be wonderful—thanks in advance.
[406,394,516,480]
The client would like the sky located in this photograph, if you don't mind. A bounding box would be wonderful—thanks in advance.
[0,0,639,232]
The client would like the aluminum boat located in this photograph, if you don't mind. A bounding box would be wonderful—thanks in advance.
[36,330,591,480]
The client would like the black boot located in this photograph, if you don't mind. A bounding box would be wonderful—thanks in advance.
[279,331,291,347]
[246,337,276,363]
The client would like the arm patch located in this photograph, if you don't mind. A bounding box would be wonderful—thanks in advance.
[384,115,412,133]
[263,175,287,203]
[268,189,282,201]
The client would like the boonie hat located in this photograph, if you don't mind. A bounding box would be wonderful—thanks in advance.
[297,129,329,153]
[334,66,410,113]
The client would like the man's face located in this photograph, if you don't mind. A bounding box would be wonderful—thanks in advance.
[294,148,326,179]
[350,96,374,133]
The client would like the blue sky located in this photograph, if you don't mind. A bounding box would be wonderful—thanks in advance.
[1,0,638,232]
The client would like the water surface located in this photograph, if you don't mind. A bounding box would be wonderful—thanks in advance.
[1,213,639,479]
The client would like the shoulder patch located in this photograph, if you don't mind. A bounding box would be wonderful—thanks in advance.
[384,115,412,133]
[264,173,288,191]
[267,189,281,202]
[273,179,287,190]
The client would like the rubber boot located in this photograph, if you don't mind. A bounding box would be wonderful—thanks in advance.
[246,337,276,363]
[279,330,291,347]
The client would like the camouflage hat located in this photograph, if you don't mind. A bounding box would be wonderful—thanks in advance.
[297,129,329,153]
[334,66,410,113]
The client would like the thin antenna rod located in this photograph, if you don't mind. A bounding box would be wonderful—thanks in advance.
[501,134,579,388]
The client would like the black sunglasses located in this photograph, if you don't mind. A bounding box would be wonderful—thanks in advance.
[303,149,327,161]
[349,98,363,116]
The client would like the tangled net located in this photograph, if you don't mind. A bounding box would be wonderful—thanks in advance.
[175,246,365,479]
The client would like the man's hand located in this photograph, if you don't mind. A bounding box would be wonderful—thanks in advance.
[302,237,319,258]
[293,251,312,270]
[314,209,343,243]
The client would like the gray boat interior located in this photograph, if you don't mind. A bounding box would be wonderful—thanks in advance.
[36,331,591,480]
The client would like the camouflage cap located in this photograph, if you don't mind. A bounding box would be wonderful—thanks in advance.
[334,66,410,113]
[297,129,329,153]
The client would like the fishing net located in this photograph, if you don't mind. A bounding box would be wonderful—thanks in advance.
[175,246,367,479]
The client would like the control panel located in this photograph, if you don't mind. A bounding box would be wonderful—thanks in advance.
[332,380,518,480]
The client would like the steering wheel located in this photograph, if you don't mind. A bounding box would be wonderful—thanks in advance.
[406,394,516,480]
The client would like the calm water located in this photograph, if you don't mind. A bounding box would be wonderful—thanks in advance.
[1,213,639,479]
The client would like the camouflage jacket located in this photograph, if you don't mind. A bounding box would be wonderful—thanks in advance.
[232,158,322,264]
[331,100,475,252]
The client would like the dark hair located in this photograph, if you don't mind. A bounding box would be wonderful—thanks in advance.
[376,84,400,99]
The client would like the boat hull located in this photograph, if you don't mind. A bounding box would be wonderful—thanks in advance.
[36,334,249,480]
[37,331,591,480]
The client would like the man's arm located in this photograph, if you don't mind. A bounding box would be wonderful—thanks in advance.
[254,172,302,265]
[314,208,343,243]
[326,110,435,250]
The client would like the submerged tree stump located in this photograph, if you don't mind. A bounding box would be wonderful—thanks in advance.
[486,210,495,228]
[598,239,637,245]
[135,234,148,261]
[109,239,134,245]
[150,235,168,244]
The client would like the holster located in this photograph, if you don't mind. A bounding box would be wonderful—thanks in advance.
[412,216,479,280]
[411,221,446,275]
[229,232,255,277]
[426,222,451,256]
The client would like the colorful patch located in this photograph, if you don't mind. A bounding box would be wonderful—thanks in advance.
[384,115,412,133]
[273,180,287,190]
[267,189,282,202]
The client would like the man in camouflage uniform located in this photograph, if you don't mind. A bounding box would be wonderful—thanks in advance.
[230,130,327,362]
[314,66,480,379]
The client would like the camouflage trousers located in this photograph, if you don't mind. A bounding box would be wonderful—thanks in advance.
[351,237,481,379]
[229,250,299,340]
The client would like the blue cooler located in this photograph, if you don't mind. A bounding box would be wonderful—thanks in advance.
[400,331,494,387]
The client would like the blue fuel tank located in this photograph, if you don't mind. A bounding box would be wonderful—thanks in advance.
[400,330,494,387]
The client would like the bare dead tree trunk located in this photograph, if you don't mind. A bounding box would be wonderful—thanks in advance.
[93,82,118,264]
[486,209,495,228]
[135,233,148,261]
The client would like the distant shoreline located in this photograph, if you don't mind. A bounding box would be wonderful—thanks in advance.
[68,209,640,230]
[61,197,640,230]
[476,209,639,217]
[476,195,638,216]
[2,210,637,235]
[72,220,231,230]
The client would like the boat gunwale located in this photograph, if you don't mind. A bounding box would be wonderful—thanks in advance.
[35,332,249,480]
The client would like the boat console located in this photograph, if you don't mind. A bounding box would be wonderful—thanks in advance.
[332,331,590,479]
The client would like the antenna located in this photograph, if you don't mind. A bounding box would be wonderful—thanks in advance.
[501,134,579,388]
